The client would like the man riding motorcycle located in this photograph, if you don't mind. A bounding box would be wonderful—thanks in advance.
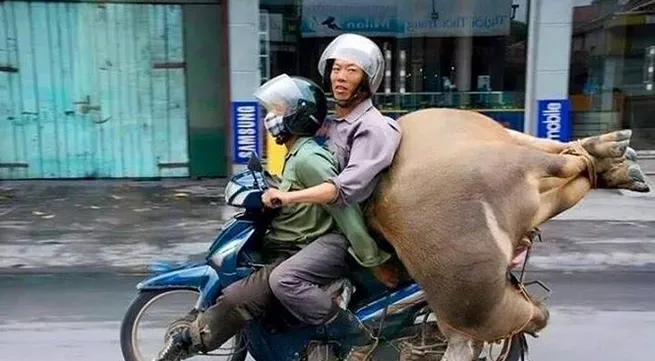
[154,74,386,361]
[262,32,402,287]
[261,32,403,361]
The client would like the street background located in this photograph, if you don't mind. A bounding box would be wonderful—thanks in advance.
[0,175,654,361]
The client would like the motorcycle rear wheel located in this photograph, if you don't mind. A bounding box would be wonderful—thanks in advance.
[120,289,248,361]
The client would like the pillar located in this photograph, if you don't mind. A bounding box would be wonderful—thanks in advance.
[523,0,575,136]
[228,0,261,175]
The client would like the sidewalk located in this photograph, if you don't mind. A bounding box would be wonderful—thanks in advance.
[0,177,653,274]
[0,179,228,273]
[554,187,655,223]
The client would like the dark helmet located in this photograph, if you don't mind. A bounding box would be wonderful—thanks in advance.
[254,74,327,143]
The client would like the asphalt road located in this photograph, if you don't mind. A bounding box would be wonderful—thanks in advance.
[0,271,653,361]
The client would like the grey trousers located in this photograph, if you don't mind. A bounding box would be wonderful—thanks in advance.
[269,233,352,326]
[190,256,288,352]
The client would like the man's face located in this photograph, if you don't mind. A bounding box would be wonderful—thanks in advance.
[330,59,365,103]
[263,102,288,140]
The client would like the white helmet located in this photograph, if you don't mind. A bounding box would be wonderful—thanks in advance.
[317,33,385,94]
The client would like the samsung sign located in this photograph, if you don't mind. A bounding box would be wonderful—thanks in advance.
[232,101,261,165]
[537,99,571,142]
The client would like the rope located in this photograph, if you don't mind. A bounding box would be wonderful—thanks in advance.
[559,140,598,189]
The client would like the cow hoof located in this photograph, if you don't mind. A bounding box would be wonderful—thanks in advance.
[617,129,633,141]
[627,164,650,193]
[629,164,646,182]
[611,140,630,158]
[626,147,638,162]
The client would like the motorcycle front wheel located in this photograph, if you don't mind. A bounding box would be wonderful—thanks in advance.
[120,289,248,361]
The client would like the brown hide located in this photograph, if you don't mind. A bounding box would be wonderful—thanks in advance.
[365,107,647,344]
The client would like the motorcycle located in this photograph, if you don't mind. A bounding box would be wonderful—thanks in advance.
[120,153,529,361]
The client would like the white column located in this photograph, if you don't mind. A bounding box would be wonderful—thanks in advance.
[229,0,261,175]
[523,0,574,135]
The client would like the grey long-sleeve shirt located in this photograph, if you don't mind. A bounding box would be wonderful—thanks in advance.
[320,98,402,206]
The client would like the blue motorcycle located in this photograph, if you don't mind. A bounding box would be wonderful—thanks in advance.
[120,154,529,361]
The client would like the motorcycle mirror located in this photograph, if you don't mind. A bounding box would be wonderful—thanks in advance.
[247,152,263,172]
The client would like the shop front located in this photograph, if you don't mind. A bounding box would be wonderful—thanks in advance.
[0,0,229,180]
[568,0,655,152]
[259,0,530,131]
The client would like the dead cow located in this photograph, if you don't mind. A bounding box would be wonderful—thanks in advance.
[365,108,650,361]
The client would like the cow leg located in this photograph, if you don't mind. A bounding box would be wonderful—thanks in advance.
[537,152,590,179]
[504,288,550,336]
[539,176,571,193]
[438,279,549,361]
[488,280,550,337]
[532,176,591,228]
[525,145,601,227]
[530,131,647,226]
[524,129,631,185]
[579,129,632,158]
[506,129,632,159]
[506,129,571,154]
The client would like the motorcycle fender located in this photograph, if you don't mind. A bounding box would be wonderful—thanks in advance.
[136,263,222,310]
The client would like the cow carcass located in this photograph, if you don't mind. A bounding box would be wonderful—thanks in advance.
[365,108,650,360]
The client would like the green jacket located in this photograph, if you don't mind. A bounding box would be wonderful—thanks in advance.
[264,137,391,267]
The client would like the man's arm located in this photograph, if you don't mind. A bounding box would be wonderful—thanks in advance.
[295,152,392,268]
[282,182,339,205]
[327,121,401,205]
[273,121,401,207]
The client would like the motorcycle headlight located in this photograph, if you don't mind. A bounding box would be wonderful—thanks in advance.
[224,181,248,207]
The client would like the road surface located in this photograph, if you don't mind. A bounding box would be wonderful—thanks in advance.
[0,271,653,361]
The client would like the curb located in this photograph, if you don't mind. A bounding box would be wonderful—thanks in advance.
[0,241,655,276]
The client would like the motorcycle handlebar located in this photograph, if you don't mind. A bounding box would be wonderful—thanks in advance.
[270,198,283,208]
[259,170,284,209]
[247,154,283,209]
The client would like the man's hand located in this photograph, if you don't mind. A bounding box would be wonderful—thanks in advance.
[370,261,400,289]
[262,188,290,208]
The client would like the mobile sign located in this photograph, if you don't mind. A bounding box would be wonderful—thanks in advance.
[537,99,571,142]
[232,101,261,164]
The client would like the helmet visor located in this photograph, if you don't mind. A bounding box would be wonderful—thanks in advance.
[254,74,305,117]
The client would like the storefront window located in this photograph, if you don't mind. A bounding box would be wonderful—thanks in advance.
[568,0,655,150]
[259,0,530,131]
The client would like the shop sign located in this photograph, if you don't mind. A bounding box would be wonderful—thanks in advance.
[232,101,262,164]
[537,99,571,142]
[300,0,513,38]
